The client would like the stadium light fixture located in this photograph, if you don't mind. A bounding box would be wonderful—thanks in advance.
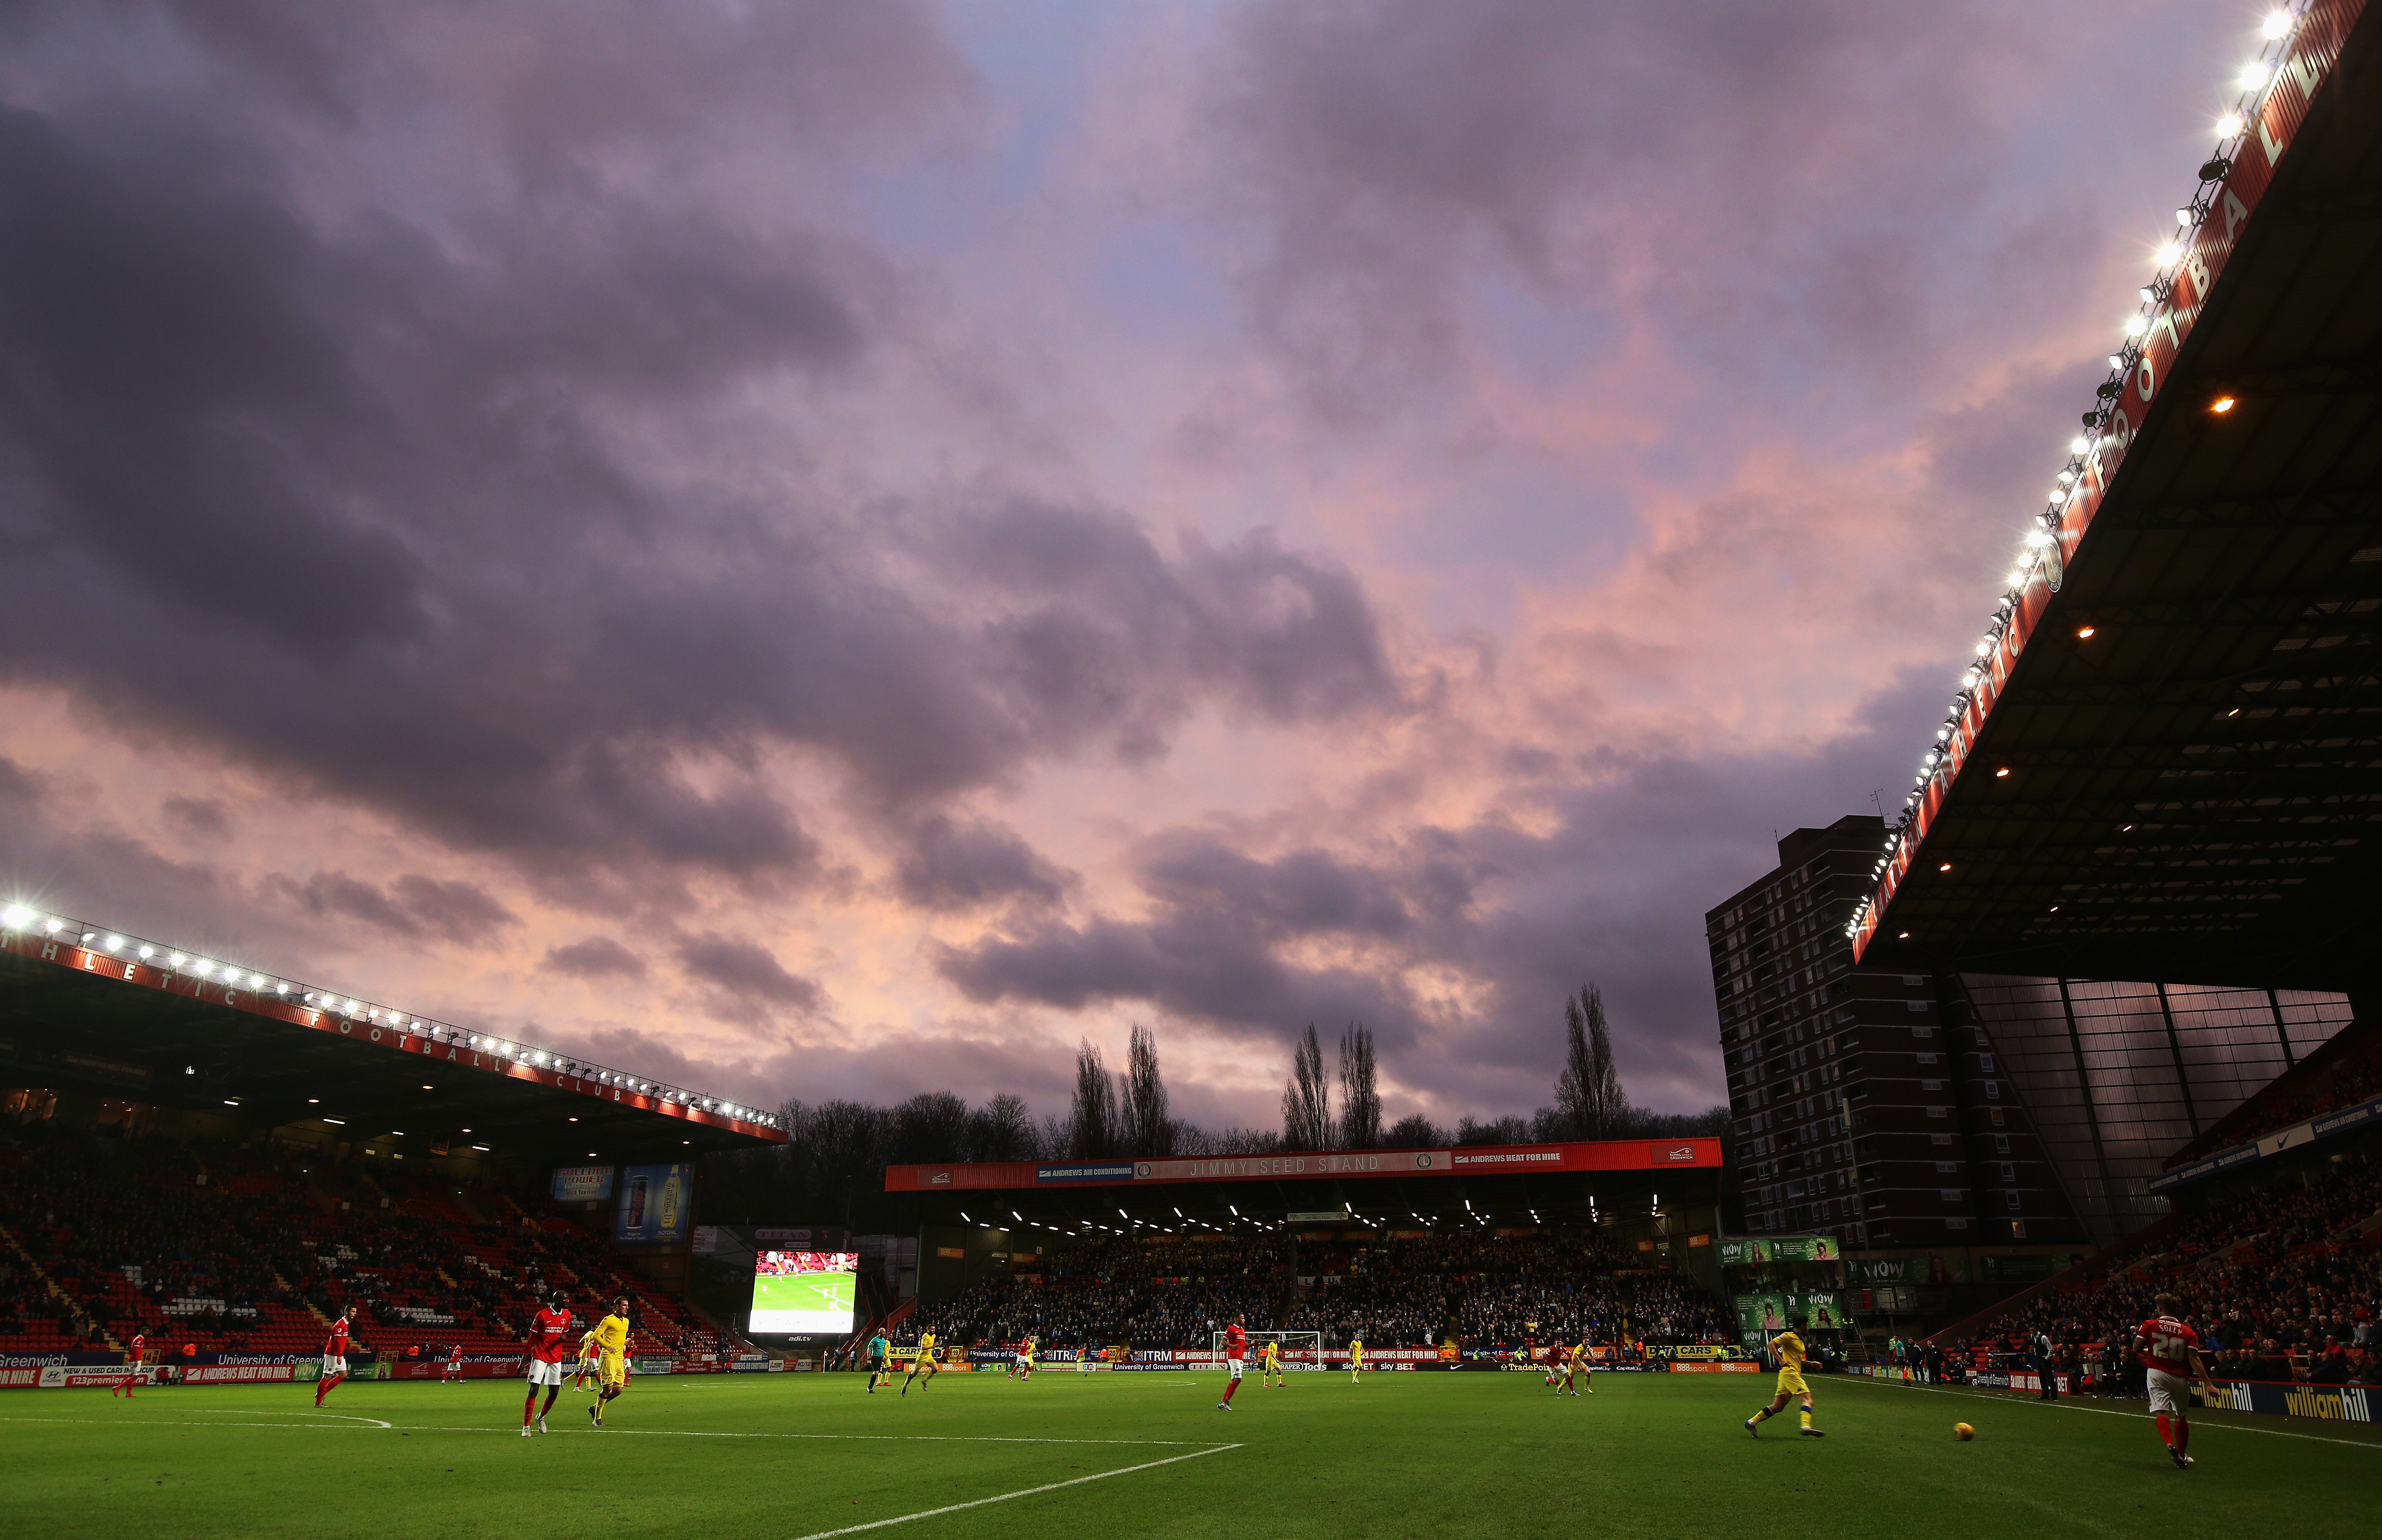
[2210,395,2237,413]
[2122,315,2147,338]
[43,917,62,933]
[2263,10,2294,39]
[104,935,122,950]
[0,906,29,928]
[2240,61,2270,90]
[2216,112,2246,138]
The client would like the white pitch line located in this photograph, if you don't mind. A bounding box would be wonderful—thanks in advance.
[788,1443,1244,1540]
[1833,1373,2382,1450]
[0,1416,1226,1448]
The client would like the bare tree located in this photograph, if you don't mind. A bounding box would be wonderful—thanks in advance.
[1337,1023,1381,1150]
[1554,984,1629,1139]
[1282,1024,1331,1150]
[1069,1038,1119,1159]
[1120,1024,1175,1157]
[967,1093,1038,1161]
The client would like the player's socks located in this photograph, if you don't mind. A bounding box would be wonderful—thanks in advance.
[2174,1418,2189,1456]
[2156,1412,2171,1448]
[1799,1410,1812,1430]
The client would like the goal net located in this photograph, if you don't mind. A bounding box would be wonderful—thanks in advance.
[1211,1330,1325,1367]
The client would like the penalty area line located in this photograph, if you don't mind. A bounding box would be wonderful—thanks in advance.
[1833,1373,2382,1450]
[789,1442,1244,1540]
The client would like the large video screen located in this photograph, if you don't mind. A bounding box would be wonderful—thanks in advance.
[750,1249,858,1335]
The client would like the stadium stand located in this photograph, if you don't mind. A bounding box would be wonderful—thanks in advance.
[1933,1151,2382,1387]
[2160,1016,2382,1172]
[907,1229,1733,1352]
[0,1119,751,1362]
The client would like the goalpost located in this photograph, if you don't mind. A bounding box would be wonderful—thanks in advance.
[1212,1330,1325,1369]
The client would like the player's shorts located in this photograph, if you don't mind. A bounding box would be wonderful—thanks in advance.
[527,1358,567,1386]
[598,1352,626,1388]
[1228,1357,1244,1380]
[1775,1368,1808,1397]
[320,1353,347,1377]
[2146,1368,2192,1414]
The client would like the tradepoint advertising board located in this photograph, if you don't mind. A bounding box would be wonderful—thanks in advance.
[885,1137,1722,1193]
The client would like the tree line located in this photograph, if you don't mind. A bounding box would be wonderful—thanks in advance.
[699,984,1727,1231]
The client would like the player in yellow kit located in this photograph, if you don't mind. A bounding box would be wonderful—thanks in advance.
[1559,1339,1592,1397]
[571,1325,601,1391]
[1260,1340,1284,1388]
[1745,1318,1823,1437]
[587,1297,631,1427]
[902,1331,939,1396]
[1348,1335,1363,1383]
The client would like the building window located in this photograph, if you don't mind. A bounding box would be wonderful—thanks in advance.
[1940,1188,1964,1202]
[1989,1108,2005,1127]
[1930,1132,1952,1146]
[1921,1079,1943,1091]
[1906,1001,1927,1012]
[1993,1134,2011,1155]
[1927,1105,1948,1118]
[1947,1217,1968,1231]
[1984,1080,2001,1100]
[2010,1220,2027,1240]
[1935,1161,1958,1173]
[1916,1052,1939,1065]
[1999,1162,2017,1183]
[1979,1054,1996,1072]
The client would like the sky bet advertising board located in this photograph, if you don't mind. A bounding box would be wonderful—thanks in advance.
[615,1163,692,1246]
[748,1249,860,1335]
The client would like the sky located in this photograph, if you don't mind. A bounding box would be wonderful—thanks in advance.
[0,0,2277,1133]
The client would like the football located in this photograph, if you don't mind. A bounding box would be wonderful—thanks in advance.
[1955,1422,1976,1441]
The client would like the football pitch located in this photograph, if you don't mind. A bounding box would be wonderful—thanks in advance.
[5,1370,2375,1540]
[753,1269,856,1317]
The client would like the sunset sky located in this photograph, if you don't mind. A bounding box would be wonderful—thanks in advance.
[0,1,2271,1132]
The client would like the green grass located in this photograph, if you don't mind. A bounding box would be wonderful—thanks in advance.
[5,1368,2375,1539]
[750,1268,855,1326]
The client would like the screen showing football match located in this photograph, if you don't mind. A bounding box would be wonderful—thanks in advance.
[749,1249,859,1335]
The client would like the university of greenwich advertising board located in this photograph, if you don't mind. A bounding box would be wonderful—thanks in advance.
[615,1163,693,1245]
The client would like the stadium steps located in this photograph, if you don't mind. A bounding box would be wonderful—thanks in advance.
[0,1221,102,1342]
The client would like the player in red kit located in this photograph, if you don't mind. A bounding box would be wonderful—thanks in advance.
[523,1293,573,1437]
[442,1343,463,1385]
[112,1332,146,1398]
[2135,1293,2214,1469]
[1218,1314,1247,1411]
[314,1308,355,1407]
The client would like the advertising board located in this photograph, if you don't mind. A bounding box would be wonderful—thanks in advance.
[550,1165,615,1202]
[615,1163,692,1246]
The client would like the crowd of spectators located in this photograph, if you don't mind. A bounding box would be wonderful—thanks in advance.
[908,1226,1734,1351]
[0,1119,739,1360]
[1952,1155,2382,1387]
